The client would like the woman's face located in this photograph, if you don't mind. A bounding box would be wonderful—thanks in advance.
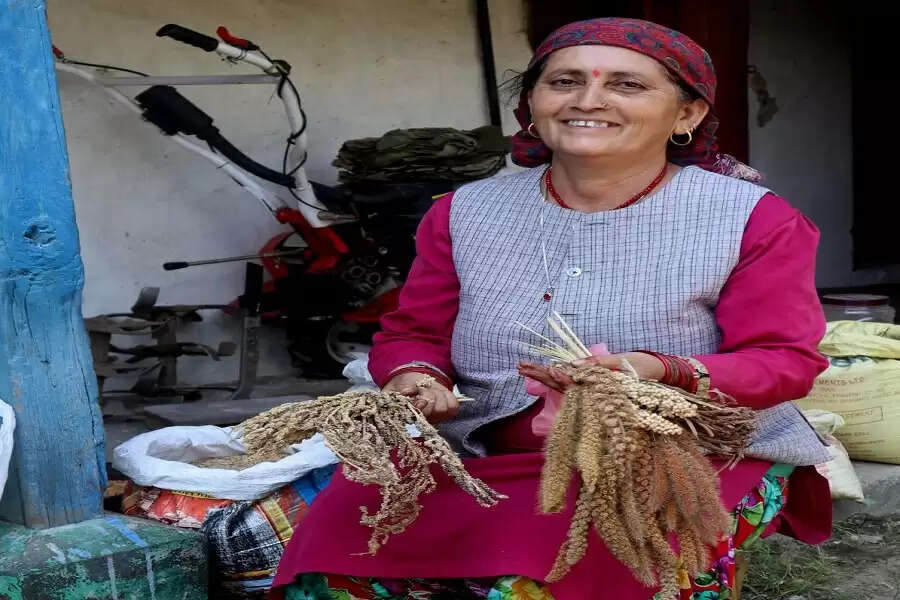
[528,45,708,162]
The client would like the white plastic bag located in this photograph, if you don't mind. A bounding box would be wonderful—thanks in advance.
[343,354,378,392]
[0,399,15,499]
[112,425,338,501]
[802,409,865,501]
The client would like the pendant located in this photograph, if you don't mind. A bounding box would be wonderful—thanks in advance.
[543,288,553,302]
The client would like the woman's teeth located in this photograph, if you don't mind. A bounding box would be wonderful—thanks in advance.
[566,120,613,128]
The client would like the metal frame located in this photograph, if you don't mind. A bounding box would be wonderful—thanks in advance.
[55,36,331,227]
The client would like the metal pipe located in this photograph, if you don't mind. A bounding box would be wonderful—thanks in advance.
[163,249,303,271]
[95,74,278,86]
[475,0,502,127]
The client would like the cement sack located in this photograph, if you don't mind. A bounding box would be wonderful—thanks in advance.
[796,320,900,464]
[0,399,14,499]
[112,425,338,501]
[802,409,865,501]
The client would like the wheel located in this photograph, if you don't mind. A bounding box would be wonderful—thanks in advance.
[325,319,372,365]
[287,317,374,379]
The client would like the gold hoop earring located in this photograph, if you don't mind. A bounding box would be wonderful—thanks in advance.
[670,130,693,146]
[527,122,540,138]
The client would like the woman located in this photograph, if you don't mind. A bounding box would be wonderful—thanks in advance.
[273,18,832,600]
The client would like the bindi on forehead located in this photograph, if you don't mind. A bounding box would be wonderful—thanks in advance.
[592,69,602,78]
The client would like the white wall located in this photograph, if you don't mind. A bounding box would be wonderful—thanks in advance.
[48,0,530,384]
[747,0,855,287]
[747,0,900,287]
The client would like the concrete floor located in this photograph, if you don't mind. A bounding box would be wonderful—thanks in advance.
[834,460,900,519]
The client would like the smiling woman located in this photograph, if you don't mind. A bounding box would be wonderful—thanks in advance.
[528,46,708,198]
[523,45,711,212]
[272,17,832,600]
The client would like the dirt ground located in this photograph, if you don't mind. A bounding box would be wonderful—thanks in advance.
[743,513,900,600]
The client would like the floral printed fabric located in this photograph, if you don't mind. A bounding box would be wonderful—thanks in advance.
[284,574,554,600]
[281,467,791,600]
[671,468,791,600]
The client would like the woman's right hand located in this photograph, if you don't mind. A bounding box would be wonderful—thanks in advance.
[383,372,460,425]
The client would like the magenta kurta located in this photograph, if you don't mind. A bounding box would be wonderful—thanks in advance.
[368,191,828,408]
[271,191,832,599]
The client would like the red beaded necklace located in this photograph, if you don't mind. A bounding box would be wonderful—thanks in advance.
[544,163,669,210]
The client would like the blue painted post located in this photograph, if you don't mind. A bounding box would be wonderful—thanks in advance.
[0,0,106,528]
[0,10,206,595]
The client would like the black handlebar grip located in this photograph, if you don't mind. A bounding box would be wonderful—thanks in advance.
[163,261,190,271]
[156,24,219,52]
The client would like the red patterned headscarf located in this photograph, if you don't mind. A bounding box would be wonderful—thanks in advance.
[511,17,760,182]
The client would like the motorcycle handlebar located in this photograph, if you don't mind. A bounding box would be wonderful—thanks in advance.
[156,24,219,52]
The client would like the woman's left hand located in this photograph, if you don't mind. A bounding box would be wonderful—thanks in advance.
[519,352,666,393]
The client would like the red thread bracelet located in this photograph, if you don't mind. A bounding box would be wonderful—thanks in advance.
[635,351,699,393]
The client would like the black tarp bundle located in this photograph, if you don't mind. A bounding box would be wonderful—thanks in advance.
[333,125,509,184]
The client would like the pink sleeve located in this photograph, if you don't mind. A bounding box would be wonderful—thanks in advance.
[694,192,829,409]
[367,193,460,388]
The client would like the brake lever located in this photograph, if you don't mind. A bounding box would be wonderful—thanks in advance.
[216,26,291,75]
[216,26,259,51]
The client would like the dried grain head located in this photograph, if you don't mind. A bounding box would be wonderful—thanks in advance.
[230,391,505,554]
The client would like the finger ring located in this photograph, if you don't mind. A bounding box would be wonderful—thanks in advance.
[415,375,435,389]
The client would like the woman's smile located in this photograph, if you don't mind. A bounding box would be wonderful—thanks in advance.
[562,119,620,129]
[526,44,713,170]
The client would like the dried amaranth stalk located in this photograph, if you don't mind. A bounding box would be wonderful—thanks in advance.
[532,364,750,597]
[519,314,754,598]
[209,390,506,554]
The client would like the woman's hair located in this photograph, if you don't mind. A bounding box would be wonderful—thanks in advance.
[503,55,700,106]
[500,57,547,105]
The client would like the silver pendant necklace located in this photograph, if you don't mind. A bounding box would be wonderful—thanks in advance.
[539,205,555,302]
[538,186,577,303]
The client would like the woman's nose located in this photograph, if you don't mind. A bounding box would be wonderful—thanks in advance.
[572,81,610,111]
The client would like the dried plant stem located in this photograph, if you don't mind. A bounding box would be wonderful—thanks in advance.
[535,364,749,598]
[540,387,582,513]
[220,391,505,554]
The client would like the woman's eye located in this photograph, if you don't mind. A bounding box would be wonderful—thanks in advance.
[551,78,579,87]
[616,81,646,90]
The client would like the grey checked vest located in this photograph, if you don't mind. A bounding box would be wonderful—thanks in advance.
[442,166,829,465]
